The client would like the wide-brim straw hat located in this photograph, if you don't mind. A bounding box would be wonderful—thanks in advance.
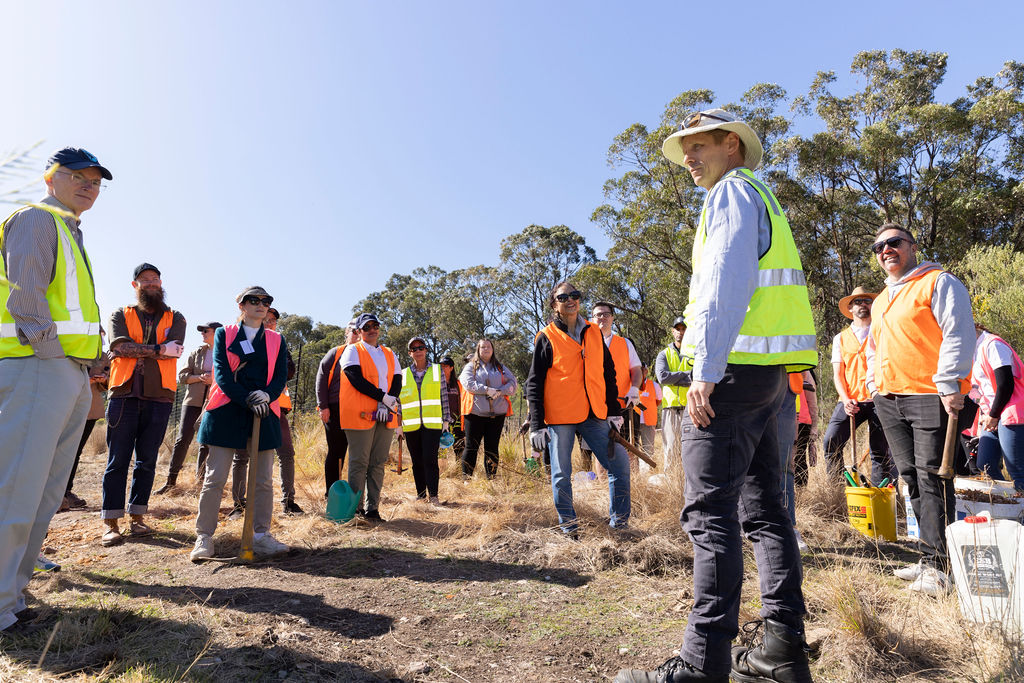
[838,286,877,319]
[662,108,764,170]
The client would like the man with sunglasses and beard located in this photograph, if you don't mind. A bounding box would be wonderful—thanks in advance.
[617,110,817,683]
[100,263,185,547]
[865,223,974,596]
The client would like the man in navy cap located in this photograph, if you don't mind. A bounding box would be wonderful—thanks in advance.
[100,263,186,546]
[0,147,110,633]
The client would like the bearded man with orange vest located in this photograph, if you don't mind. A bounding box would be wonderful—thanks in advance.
[100,263,185,547]
[822,286,895,485]
[340,312,402,521]
[316,319,360,498]
[865,223,974,597]
[0,147,108,634]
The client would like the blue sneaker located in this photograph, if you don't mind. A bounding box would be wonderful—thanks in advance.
[34,554,60,572]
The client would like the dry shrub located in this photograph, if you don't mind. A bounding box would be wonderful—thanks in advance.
[798,458,848,522]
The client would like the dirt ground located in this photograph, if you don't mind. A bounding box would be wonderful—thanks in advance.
[2,427,1020,682]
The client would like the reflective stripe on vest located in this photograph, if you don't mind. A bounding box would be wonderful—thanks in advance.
[338,341,398,430]
[400,364,443,432]
[538,321,608,424]
[838,327,871,402]
[608,334,632,408]
[205,325,283,417]
[975,333,1024,425]
[870,269,971,396]
[108,307,177,391]
[0,205,101,359]
[636,378,658,426]
[683,168,817,371]
[660,345,690,408]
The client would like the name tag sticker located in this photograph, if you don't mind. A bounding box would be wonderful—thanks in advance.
[240,340,255,355]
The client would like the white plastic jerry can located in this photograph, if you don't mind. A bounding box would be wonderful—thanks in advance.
[946,512,1024,638]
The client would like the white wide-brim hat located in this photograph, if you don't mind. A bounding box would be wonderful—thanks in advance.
[662,108,764,170]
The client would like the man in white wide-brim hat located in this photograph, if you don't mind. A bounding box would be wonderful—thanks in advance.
[616,110,817,683]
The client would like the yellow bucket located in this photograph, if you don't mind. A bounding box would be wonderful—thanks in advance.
[845,486,897,541]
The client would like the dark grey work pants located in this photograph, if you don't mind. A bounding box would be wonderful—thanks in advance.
[678,364,805,676]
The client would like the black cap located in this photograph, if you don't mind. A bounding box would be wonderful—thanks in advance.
[354,313,380,330]
[133,263,160,280]
[672,316,686,329]
[440,356,455,367]
[196,322,223,333]
[47,147,112,180]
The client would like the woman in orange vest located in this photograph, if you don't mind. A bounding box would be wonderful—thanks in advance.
[524,281,630,535]
[189,286,290,562]
[458,339,517,479]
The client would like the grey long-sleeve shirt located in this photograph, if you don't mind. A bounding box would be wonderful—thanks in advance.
[1,195,97,362]
[865,261,974,397]
[682,169,771,384]
[655,343,692,388]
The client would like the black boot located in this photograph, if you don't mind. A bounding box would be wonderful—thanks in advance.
[613,656,728,683]
[730,618,812,683]
[154,473,178,495]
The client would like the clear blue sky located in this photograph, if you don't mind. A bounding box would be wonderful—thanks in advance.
[2,1,1020,350]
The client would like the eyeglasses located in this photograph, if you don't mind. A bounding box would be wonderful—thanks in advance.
[870,236,912,255]
[243,296,273,307]
[362,322,380,331]
[409,345,427,352]
[850,298,873,307]
[555,290,582,303]
[592,311,613,319]
[54,170,106,190]
[681,111,731,130]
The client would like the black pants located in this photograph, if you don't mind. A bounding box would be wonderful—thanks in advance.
[406,428,441,497]
[167,403,209,481]
[324,402,349,497]
[67,418,98,493]
[462,414,506,478]
[873,394,955,571]
[822,401,895,485]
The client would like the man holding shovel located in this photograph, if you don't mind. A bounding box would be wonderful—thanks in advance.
[822,287,895,485]
[865,223,974,596]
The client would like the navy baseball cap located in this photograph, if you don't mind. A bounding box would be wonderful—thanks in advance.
[47,147,112,180]
[133,263,160,280]
[354,313,380,330]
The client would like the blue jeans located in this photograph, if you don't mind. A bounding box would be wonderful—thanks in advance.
[777,389,797,525]
[678,364,804,676]
[548,417,631,532]
[978,422,1024,491]
[102,397,173,518]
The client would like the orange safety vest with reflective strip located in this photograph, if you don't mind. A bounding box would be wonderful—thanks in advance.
[338,341,398,430]
[635,377,658,426]
[838,327,871,402]
[537,321,608,424]
[870,269,971,396]
[205,325,283,417]
[607,334,632,409]
[108,307,177,392]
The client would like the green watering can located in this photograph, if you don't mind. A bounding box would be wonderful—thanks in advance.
[325,480,360,522]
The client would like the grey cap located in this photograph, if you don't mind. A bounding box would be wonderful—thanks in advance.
[236,285,273,304]
[672,316,686,329]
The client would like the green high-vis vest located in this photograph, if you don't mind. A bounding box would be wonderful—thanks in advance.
[660,346,691,408]
[0,205,101,360]
[683,168,817,372]
[400,364,444,432]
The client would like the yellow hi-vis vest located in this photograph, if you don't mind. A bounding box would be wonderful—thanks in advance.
[400,364,443,432]
[660,345,691,408]
[683,168,817,372]
[0,205,101,360]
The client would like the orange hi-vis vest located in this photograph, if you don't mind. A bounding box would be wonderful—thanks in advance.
[205,325,283,417]
[278,386,292,411]
[326,344,354,407]
[789,372,803,414]
[338,341,398,430]
[109,307,177,392]
[607,334,632,409]
[537,321,607,424]
[838,326,871,402]
[635,377,658,426]
[871,268,971,396]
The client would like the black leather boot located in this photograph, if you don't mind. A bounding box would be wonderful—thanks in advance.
[730,618,813,683]
[614,656,729,683]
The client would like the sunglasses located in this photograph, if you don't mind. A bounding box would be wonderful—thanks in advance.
[409,345,427,352]
[555,290,582,303]
[243,296,273,307]
[681,111,731,130]
[870,236,912,255]
[850,298,873,307]
[362,322,380,330]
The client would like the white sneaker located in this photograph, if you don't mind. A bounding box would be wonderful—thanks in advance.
[894,561,924,581]
[908,566,951,596]
[794,530,809,553]
[190,534,214,562]
[253,533,289,557]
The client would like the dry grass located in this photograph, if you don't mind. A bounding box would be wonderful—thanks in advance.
[5,417,1024,681]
